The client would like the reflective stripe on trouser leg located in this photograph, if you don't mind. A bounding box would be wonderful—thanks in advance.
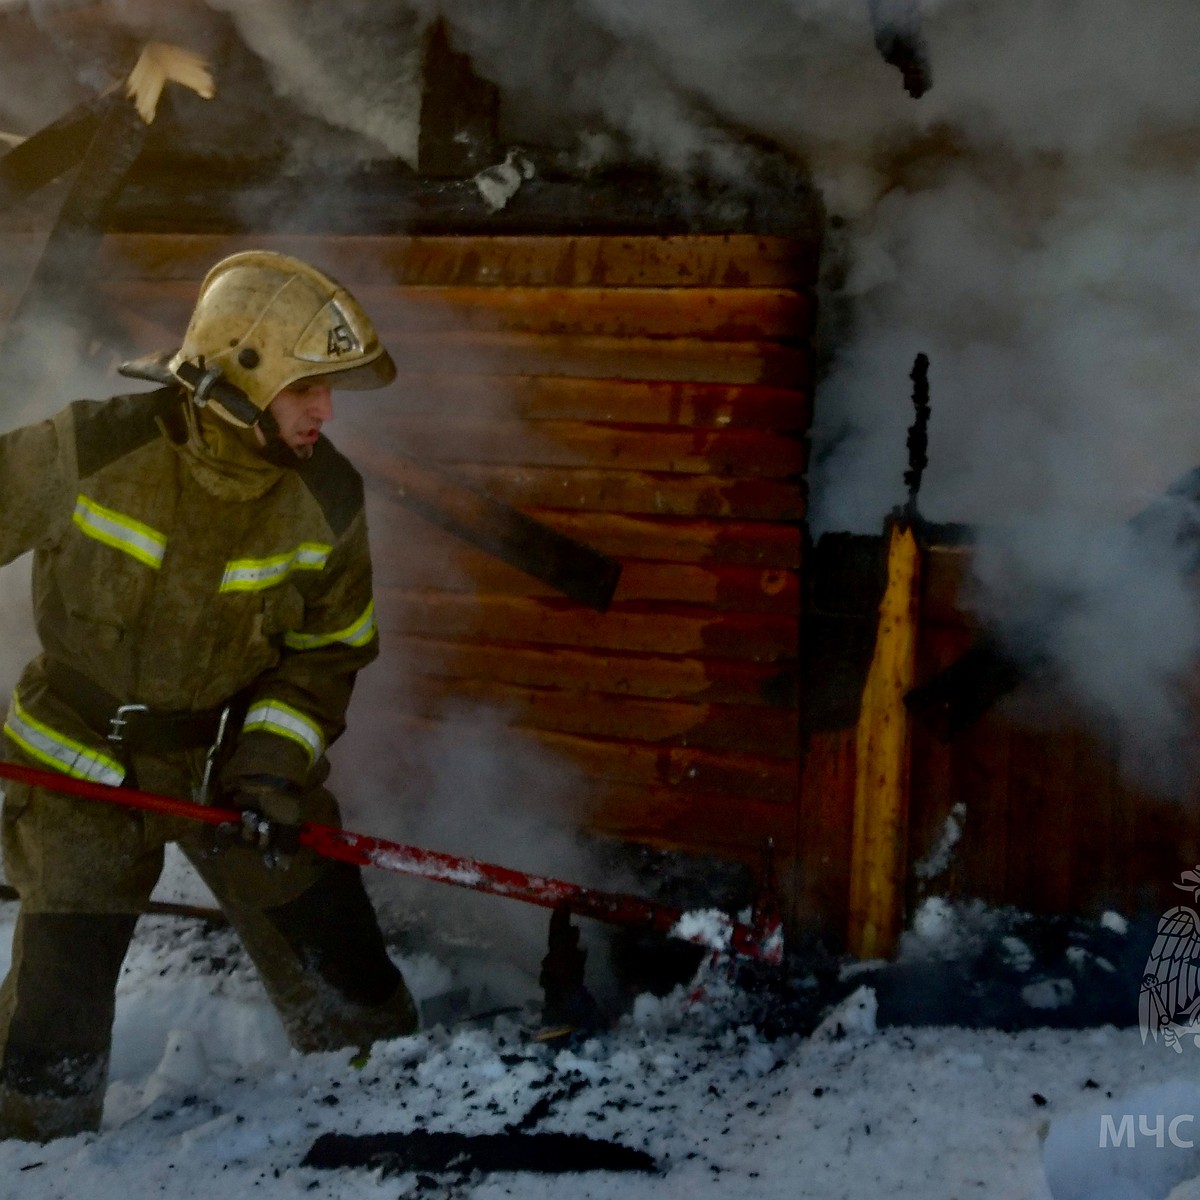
[0,911,138,1141]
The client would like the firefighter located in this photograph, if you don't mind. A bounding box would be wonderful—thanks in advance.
[0,251,419,1142]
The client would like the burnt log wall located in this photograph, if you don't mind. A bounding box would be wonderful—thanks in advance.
[83,230,816,909]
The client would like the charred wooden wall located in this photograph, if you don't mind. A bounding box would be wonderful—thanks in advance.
[802,539,1200,945]
[82,229,816,906]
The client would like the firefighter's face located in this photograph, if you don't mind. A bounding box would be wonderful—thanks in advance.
[264,380,334,456]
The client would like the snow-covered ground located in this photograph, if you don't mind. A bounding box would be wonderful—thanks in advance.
[1,854,1198,1200]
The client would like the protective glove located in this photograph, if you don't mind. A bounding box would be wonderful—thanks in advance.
[219,773,305,868]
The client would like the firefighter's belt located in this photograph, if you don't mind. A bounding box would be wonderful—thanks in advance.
[45,660,234,753]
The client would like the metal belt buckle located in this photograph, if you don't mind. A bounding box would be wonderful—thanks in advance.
[108,703,150,745]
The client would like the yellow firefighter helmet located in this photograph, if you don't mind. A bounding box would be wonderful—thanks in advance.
[166,250,396,428]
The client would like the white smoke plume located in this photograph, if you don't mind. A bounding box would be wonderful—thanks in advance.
[383,0,1200,787]
[209,0,426,167]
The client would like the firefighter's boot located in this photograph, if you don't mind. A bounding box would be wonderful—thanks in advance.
[0,912,137,1141]
[205,861,418,1054]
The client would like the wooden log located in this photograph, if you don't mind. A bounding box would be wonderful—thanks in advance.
[589,783,797,859]
[794,727,858,942]
[377,589,800,661]
[396,675,801,756]
[385,636,798,707]
[104,303,812,387]
[353,709,797,809]
[96,232,820,289]
[515,511,803,568]
[848,522,921,960]
[347,420,807,479]
[381,376,811,431]
[99,279,814,341]
[950,714,1012,905]
[373,331,811,387]
[0,92,147,398]
[0,93,105,211]
[415,465,806,520]
[370,538,800,614]
[370,494,803,568]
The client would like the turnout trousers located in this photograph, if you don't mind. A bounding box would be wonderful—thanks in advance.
[0,743,417,1142]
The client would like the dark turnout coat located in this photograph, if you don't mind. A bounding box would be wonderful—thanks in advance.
[0,386,379,790]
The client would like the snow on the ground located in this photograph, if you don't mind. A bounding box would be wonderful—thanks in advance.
[1,860,1199,1200]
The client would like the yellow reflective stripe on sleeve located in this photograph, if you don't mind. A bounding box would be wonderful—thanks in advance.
[283,600,377,651]
[3,690,125,786]
[72,494,166,570]
[242,700,324,762]
[219,543,332,593]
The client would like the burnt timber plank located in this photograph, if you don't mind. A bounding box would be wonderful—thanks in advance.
[356,453,620,612]
[103,306,810,386]
[951,715,1012,906]
[378,589,800,661]
[795,728,857,941]
[95,232,820,288]
[369,331,810,387]
[402,676,801,756]
[590,784,797,858]
[0,93,106,211]
[370,542,801,614]
[369,493,804,568]
[371,714,797,802]
[518,512,803,568]
[1007,726,1075,912]
[350,420,807,478]
[99,279,813,340]
[387,636,798,707]
[0,93,147,397]
[383,376,812,431]
[437,465,806,520]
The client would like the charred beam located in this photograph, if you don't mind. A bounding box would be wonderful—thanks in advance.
[362,453,623,612]
[0,91,148,396]
[0,93,108,211]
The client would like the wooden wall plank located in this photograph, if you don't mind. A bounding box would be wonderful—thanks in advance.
[389,637,797,708]
[417,465,806,519]
[397,675,801,756]
[378,589,799,661]
[350,420,807,478]
[95,232,820,288]
[369,493,803,567]
[386,376,812,431]
[380,332,811,387]
[590,784,797,859]
[99,279,813,341]
[456,725,799,802]
[518,511,803,568]
[371,534,801,613]
[794,729,857,940]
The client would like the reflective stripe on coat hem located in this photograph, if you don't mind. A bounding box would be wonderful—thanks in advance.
[3,690,125,786]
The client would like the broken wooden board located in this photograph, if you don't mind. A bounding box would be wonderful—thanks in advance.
[302,1129,657,1176]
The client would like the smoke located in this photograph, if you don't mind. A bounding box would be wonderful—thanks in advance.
[365,0,1200,788]
[209,0,426,167]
